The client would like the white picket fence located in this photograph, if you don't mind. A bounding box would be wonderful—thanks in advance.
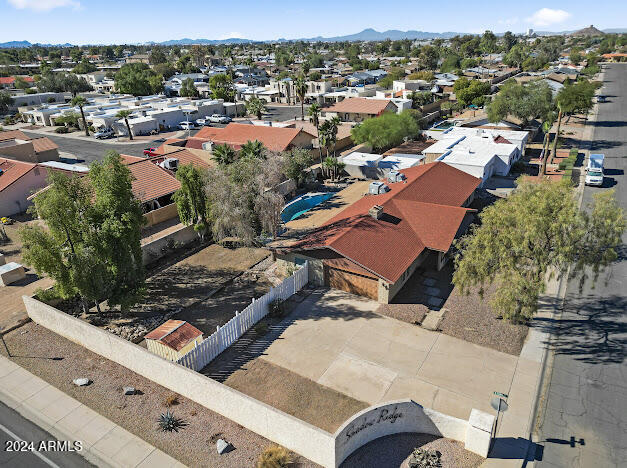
[177,262,309,371]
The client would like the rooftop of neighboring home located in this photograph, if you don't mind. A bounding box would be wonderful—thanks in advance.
[383,140,437,157]
[0,157,40,193]
[194,122,315,152]
[424,127,529,151]
[325,97,393,116]
[278,162,480,283]
[0,76,35,85]
[121,157,180,202]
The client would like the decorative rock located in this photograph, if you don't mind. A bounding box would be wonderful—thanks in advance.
[73,378,90,386]
[123,386,135,395]
[216,439,233,455]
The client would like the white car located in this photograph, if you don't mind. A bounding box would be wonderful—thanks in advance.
[178,121,196,130]
[208,114,231,124]
[585,169,604,186]
[195,118,210,126]
[94,128,115,139]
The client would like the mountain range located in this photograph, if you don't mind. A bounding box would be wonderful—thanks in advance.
[1,27,626,48]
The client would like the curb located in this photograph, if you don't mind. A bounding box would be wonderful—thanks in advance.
[0,356,184,468]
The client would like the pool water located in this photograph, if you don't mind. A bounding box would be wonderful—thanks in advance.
[431,121,456,130]
[281,192,335,222]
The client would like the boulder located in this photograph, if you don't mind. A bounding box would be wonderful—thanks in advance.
[123,386,135,395]
[73,378,90,386]
[216,439,233,455]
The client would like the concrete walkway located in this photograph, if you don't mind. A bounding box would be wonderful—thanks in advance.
[0,355,184,468]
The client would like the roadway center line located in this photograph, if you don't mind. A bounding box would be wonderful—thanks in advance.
[0,420,62,468]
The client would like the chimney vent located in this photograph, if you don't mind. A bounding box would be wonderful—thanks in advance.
[369,205,384,220]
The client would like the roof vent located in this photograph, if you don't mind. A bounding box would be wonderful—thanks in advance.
[369,205,384,220]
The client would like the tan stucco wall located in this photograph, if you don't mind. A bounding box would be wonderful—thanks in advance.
[276,252,324,286]
[144,203,178,227]
[377,249,429,303]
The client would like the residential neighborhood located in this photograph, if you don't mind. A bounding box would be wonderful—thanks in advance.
[0,2,626,468]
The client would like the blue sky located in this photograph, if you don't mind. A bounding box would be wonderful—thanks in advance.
[1,0,625,44]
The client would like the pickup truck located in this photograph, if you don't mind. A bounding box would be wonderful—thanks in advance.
[94,128,115,139]
[208,114,231,124]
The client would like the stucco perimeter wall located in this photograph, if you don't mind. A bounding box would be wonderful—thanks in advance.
[141,225,197,265]
[22,296,336,467]
[334,400,471,467]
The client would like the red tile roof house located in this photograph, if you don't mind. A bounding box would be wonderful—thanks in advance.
[194,122,315,152]
[0,76,34,89]
[0,130,59,163]
[0,158,49,216]
[271,162,480,303]
[323,97,397,123]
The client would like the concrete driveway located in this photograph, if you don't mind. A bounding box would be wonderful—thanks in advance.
[260,289,537,421]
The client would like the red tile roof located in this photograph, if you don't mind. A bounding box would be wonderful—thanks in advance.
[148,148,212,170]
[326,97,393,116]
[494,135,512,145]
[289,162,480,283]
[30,137,58,153]
[194,123,314,152]
[144,320,203,351]
[0,130,29,141]
[123,158,180,202]
[0,158,38,193]
[0,76,34,85]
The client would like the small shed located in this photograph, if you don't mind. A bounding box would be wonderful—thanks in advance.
[144,320,203,361]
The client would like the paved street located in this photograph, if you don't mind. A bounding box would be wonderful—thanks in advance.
[21,131,155,164]
[535,63,627,467]
[0,401,93,467]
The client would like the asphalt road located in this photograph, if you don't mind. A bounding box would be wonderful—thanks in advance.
[264,104,308,122]
[535,63,627,467]
[0,402,93,467]
[21,131,153,164]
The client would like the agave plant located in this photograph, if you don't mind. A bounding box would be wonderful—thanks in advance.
[157,411,188,433]
[408,448,441,468]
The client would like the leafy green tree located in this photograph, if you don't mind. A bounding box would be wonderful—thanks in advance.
[115,109,134,140]
[0,91,13,112]
[114,63,155,96]
[440,54,461,73]
[212,143,236,166]
[487,80,554,127]
[453,179,625,322]
[504,44,529,68]
[246,96,267,120]
[153,62,176,79]
[70,96,90,137]
[501,31,517,52]
[172,163,210,241]
[149,46,167,65]
[551,80,596,159]
[14,76,31,90]
[209,73,235,102]
[460,58,479,69]
[72,58,97,74]
[240,140,266,160]
[454,78,491,107]
[20,152,146,313]
[410,91,433,108]
[376,67,405,89]
[480,30,498,54]
[148,74,164,95]
[283,147,314,187]
[37,73,92,97]
[179,78,199,98]
[418,46,439,70]
[351,111,419,152]
[407,71,435,81]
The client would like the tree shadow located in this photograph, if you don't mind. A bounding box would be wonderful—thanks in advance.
[534,293,626,365]
[590,139,622,150]
[590,120,627,127]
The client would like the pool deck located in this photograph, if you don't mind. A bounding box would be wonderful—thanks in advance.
[284,181,371,232]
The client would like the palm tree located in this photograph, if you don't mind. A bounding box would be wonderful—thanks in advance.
[307,102,321,129]
[240,140,266,160]
[71,96,90,137]
[540,110,556,176]
[115,109,134,141]
[327,116,341,157]
[212,143,236,166]
[322,157,345,181]
[295,74,307,121]
[246,96,267,120]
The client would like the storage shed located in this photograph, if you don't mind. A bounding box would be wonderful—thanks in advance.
[144,320,203,361]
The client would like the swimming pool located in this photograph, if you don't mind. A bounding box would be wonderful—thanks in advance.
[281,192,335,222]
[431,120,457,130]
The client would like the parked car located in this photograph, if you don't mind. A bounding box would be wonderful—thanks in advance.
[597,95,607,103]
[178,121,196,130]
[94,128,115,139]
[585,153,605,186]
[195,118,211,126]
[143,147,158,157]
[208,114,231,124]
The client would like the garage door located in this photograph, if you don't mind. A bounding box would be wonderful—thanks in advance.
[326,267,379,300]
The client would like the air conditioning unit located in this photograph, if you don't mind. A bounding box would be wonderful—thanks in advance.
[368,181,390,195]
[388,171,406,183]
[159,158,179,171]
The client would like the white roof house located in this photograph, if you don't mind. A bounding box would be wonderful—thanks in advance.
[437,147,500,186]
[424,127,529,153]
[341,152,383,167]
[378,154,425,170]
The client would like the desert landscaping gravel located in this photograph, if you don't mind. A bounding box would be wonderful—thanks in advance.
[1,322,318,467]
[340,432,484,468]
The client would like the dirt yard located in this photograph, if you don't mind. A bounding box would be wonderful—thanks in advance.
[1,322,318,468]
[375,258,528,356]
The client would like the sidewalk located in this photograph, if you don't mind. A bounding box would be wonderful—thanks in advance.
[0,355,184,468]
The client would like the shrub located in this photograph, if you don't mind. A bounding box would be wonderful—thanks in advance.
[408,447,441,468]
[257,445,292,468]
[164,394,179,407]
[254,322,269,336]
[157,411,187,433]
[269,299,285,319]
[55,126,69,134]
